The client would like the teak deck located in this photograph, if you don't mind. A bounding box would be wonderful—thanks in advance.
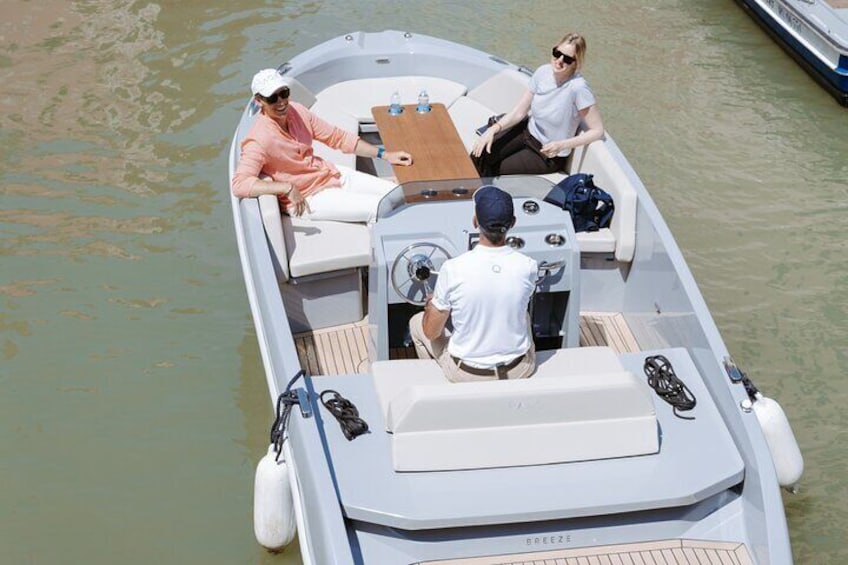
[293,312,640,377]
[419,539,752,565]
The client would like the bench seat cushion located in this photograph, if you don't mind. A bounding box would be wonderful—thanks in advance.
[282,215,371,278]
[372,346,626,418]
[371,347,658,471]
[576,229,616,253]
[313,77,468,123]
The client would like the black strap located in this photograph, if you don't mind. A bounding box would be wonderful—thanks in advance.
[269,370,307,460]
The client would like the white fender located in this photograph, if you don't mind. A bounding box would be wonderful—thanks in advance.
[254,444,296,550]
[753,393,804,490]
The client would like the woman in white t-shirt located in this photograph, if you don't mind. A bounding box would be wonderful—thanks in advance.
[471,33,605,177]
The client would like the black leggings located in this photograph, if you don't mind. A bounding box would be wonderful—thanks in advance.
[471,118,568,177]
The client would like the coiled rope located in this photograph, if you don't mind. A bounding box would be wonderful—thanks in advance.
[643,355,697,420]
[320,390,370,441]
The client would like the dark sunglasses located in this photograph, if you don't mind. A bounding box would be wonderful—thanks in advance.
[260,87,290,104]
[551,47,576,65]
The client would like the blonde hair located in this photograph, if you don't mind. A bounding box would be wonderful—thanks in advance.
[554,32,587,69]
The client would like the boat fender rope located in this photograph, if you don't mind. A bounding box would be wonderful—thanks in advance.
[319,390,369,441]
[643,355,697,420]
[739,369,760,401]
[270,370,306,461]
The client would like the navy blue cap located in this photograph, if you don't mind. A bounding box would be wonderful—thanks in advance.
[474,185,514,233]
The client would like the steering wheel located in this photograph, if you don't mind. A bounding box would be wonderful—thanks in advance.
[390,242,452,306]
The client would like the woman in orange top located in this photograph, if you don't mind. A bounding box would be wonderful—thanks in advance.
[232,69,413,222]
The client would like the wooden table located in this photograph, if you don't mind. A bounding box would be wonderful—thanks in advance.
[371,103,480,185]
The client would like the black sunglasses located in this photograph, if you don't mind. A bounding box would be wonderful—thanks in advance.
[551,47,576,65]
[260,87,290,104]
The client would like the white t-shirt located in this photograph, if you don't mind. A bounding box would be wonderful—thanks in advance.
[527,65,596,157]
[430,244,538,367]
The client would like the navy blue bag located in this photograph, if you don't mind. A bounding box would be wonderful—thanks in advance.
[544,173,615,232]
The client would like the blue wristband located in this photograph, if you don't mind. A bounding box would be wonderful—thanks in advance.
[376,146,385,159]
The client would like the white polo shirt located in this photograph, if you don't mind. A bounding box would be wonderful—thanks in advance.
[430,244,538,367]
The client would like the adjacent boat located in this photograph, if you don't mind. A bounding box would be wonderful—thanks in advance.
[736,0,848,106]
[229,31,803,564]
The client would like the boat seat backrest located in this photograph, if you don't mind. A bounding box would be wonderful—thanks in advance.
[311,76,468,123]
[448,69,530,153]
[371,347,658,471]
[447,96,499,153]
[306,104,359,170]
[466,68,530,114]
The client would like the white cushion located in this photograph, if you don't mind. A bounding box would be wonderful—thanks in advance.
[372,346,658,471]
[372,346,624,419]
[447,96,496,152]
[576,229,617,253]
[258,194,290,282]
[283,215,371,278]
[373,359,446,427]
[314,77,468,123]
[467,69,530,114]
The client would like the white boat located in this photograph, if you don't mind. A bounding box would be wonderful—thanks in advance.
[228,30,803,564]
[736,0,848,106]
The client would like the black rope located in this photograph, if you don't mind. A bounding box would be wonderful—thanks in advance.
[643,355,697,420]
[319,389,369,441]
[269,370,306,461]
[739,369,760,401]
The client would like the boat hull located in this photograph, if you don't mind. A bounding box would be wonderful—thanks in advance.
[229,30,799,564]
[736,0,848,105]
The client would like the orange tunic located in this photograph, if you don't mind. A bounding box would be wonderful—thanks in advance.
[231,102,359,205]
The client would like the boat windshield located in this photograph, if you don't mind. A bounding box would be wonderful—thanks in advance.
[375,176,559,220]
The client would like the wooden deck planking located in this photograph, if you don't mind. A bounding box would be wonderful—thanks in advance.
[293,319,370,376]
[344,326,367,374]
[579,312,640,353]
[294,313,640,376]
[418,539,752,565]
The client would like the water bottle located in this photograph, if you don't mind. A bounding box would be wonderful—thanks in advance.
[416,89,430,113]
[389,91,403,115]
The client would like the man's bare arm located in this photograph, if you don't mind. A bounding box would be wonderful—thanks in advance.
[422,298,450,341]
